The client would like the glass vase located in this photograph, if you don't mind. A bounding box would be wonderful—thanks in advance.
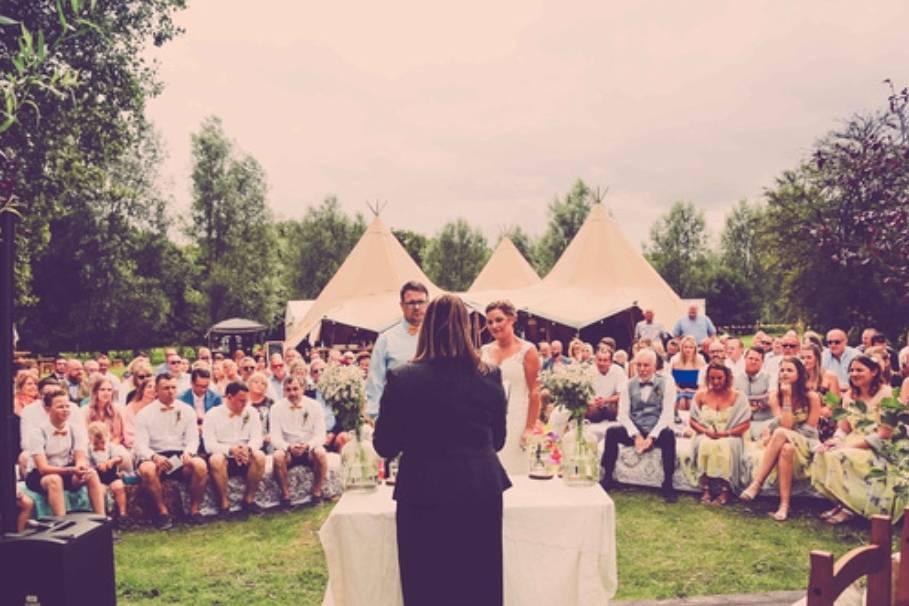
[341,425,380,491]
[559,418,599,487]
[527,432,557,480]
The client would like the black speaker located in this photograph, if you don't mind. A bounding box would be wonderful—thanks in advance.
[0,513,116,606]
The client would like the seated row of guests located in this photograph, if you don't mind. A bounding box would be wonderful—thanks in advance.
[20,373,329,530]
[598,347,905,524]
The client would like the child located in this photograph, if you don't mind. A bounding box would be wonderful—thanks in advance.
[87,421,130,525]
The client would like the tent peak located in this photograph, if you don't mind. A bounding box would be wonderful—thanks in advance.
[365,200,388,218]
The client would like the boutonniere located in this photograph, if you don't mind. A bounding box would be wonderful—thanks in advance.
[241,411,250,429]
[303,410,309,423]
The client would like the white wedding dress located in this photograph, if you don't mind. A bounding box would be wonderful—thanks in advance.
[481,340,533,476]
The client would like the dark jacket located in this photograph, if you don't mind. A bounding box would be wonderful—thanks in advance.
[374,360,511,505]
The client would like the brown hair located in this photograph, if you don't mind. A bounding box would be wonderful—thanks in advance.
[485,299,516,318]
[777,355,810,412]
[705,361,733,392]
[415,294,487,372]
[849,354,883,398]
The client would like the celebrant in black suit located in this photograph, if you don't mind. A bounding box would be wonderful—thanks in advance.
[374,293,511,606]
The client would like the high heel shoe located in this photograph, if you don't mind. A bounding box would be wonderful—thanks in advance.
[739,483,761,502]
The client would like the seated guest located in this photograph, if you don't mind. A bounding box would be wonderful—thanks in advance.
[122,379,157,450]
[800,343,841,442]
[203,381,266,516]
[821,329,859,388]
[542,340,569,371]
[684,363,750,505]
[270,376,329,508]
[164,352,191,392]
[665,338,680,359]
[82,377,126,446]
[24,389,106,516]
[725,337,745,374]
[537,342,551,366]
[741,356,820,521]
[118,358,152,405]
[811,355,893,524]
[866,344,898,389]
[269,354,287,400]
[586,348,626,441]
[568,338,587,364]
[134,374,208,529]
[733,347,772,440]
[87,421,130,524]
[217,359,240,394]
[696,340,729,386]
[601,349,678,502]
[178,368,222,429]
[64,359,85,404]
[670,335,703,412]
[613,349,629,372]
[96,355,122,403]
[13,372,40,466]
[247,371,275,453]
[356,351,371,379]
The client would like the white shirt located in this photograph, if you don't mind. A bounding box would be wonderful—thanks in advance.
[133,399,200,460]
[593,364,627,399]
[269,396,326,452]
[616,376,677,439]
[25,417,88,472]
[634,320,665,342]
[202,404,264,457]
[19,401,81,450]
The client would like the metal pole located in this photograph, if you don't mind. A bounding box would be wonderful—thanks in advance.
[1,209,17,533]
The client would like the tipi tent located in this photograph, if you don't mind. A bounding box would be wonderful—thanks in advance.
[517,203,687,344]
[468,238,540,293]
[284,216,442,348]
[284,299,315,341]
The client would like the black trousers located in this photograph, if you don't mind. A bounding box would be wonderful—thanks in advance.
[396,496,504,606]
[601,426,676,489]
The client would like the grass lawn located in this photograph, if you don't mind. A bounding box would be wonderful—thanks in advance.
[114,488,869,605]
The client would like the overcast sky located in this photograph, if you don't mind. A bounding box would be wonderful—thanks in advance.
[145,1,909,251]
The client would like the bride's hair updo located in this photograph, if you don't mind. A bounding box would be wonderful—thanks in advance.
[414,294,488,373]
[485,299,516,318]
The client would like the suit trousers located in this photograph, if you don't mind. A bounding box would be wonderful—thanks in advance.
[396,495,504,606]
[601,425,676,489]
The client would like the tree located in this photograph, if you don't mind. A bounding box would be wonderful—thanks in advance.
[715,199,767,322]
[423,219,491,291]
[762,83,909,338]
[392,228,428,268]
[189,116,286,328]
[534,179,592,274]
[643,201,710,297]
[278,197,367,299]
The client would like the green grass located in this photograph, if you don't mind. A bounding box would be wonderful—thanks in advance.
[114,489,870,604]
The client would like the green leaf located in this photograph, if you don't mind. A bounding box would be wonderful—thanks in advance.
[853,400,868,414]
[11,55,24,75]
[866,468,888,480]
[823,391,841,407]
[56,0,69,31]
[881,397,903,410]
[831,407,849,421]
[71,0,82,14]
[37,30,45,61]
[0,15,18,26]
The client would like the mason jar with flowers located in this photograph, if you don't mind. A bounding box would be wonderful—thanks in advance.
[318,363,379,490]
[540,364,599,486]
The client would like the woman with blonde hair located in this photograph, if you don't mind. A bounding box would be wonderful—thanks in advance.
[671,335,704,412]
[122,378,156,450]
[83,377,126,447]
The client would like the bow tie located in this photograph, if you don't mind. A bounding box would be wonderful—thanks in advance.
[289,403,302,410]
[160,405,174,412]
[53,429,68,437]
[639,381,653,387]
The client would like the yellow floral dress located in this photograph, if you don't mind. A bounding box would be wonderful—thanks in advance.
[680,407,735,486]
[810,390,906,519]
[746,407,818,485]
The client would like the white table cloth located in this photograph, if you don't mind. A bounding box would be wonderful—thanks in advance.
[319,476,617,606]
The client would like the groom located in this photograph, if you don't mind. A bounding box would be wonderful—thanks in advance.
[365,281,428,420]
[600,349,678,502]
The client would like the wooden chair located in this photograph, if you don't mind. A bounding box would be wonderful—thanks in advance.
[807,507,909,606]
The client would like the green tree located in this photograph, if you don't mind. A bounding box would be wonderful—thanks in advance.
[534,178,592,274]
[643,201,709,297]
[279,197,367,299]
[392,228,428,268]
[424,219,491,291]
[189,116,286,327]
[715,199,767,322]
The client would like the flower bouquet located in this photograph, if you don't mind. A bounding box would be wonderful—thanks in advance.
[540,364,599,486]
[527,425,561,480]
[318,364,378,490]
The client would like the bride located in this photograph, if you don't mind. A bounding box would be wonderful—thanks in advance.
[480,300,541,475]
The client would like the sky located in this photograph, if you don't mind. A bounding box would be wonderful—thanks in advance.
[145,1,909,251]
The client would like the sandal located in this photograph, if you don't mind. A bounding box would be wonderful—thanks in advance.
[740,483,761,502]
[826,508,855,525]
[713,489,731,506]
[700,490,713,505]
[820,505,842,520]
[769,506,789,522]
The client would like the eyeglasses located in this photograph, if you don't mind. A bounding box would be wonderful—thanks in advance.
[168,360,181,366]
[134,373,150,380]
[825,339,843,345]
[242,365,255,371]
[402,300,427,308]
[271,363,284,368]
[781,343,799,349]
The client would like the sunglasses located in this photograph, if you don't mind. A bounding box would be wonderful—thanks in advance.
[781,343,799,349]
[825,339,843,345]
[242,365,255,371]
[134,373,150,380]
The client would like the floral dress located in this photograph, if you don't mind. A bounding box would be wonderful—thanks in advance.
[747,407,819,485]
[810,390,906,519]
[680,407,735,485]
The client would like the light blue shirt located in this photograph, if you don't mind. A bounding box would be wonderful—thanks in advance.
[269,375,284,401]
[822,346,859,386]
[365,319,419,417]
[316,390,335,432]
[671,314,717,342]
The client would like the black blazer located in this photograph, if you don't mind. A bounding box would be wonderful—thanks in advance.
[374,360,512,505]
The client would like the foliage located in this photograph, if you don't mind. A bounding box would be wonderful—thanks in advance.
[391,228,428,268]
[540,364,596,420]
[761,83,909,338]
[278,197,367,299]
[693,255,761,326]
[534,178,592,275]
[317,363,366,432]
[188,116,287,329]
[423,218,490,291]
[643,200,710,298]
